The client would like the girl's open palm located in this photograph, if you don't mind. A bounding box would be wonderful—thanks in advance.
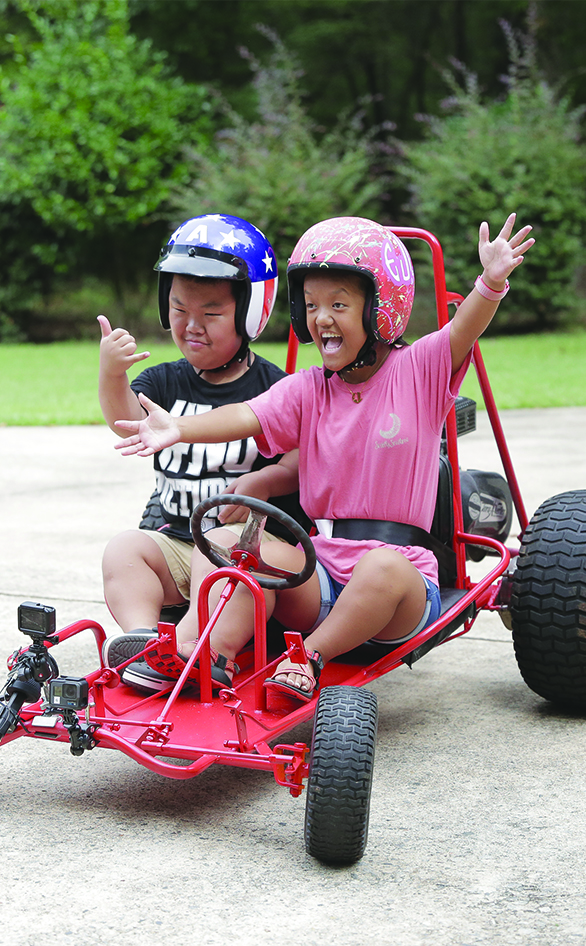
[479,213,534,286]
[115,393,181,456]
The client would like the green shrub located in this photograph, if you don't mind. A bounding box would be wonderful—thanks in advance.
[172,28,388,337]
[0,0,211,337]
[399,18,586,330]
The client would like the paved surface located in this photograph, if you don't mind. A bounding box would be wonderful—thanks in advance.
[1,409,586,946]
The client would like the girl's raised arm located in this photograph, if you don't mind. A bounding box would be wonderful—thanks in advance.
[449,212,535,372]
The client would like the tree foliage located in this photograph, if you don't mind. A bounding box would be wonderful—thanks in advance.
[129,0,550,140]
[172,29,388,336]
[399,14,586,330]
[1,1,586,340]
[0,0,210,230]
[0,0,211,335]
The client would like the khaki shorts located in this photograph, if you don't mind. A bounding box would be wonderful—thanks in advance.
[144,525,286,601]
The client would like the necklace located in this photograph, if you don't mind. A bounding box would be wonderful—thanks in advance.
[339,347,391,403]
[340,380,368,404]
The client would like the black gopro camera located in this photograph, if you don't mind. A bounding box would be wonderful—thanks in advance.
[18,601,56,641]
[48,677,89,711]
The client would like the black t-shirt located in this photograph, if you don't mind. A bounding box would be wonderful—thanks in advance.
[131,355,308,542]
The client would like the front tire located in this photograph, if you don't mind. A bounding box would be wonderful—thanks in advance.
[511,490,586,709]
[304,686,378,864]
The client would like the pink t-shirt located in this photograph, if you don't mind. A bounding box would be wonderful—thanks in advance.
[246,324,471,586]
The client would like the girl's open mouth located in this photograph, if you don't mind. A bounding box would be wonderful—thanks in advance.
[321,333,343,353]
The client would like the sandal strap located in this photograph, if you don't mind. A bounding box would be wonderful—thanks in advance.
[307,650,324,683]
[274,665,317,690]
[209,646,239,676]
[177,641,240,677]
[273,651,323,687]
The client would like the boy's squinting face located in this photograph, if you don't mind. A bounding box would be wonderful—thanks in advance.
[168,275,240,371]
[304,271,367,372]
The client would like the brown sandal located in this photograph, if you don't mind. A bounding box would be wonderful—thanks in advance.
[264,650,323,703]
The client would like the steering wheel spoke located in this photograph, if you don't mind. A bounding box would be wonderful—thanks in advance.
[236,510,268,559]
[191,495,316,590]
[248,562,299,580]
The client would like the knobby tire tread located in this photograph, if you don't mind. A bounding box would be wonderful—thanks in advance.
[511,490,586,708]
[138,491,165,532]
[305,685,378,865]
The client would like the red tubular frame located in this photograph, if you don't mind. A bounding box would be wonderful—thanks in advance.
[194,566,268,710]
[285,325,299,375]
[471,342,528,534]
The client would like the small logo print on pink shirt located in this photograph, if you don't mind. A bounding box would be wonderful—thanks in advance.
[378,413,401,439]
[376,412,408,449]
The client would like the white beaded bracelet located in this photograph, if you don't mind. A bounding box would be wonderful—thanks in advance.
[474,274,510,301]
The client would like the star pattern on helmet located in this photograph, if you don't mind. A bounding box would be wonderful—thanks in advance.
[262,252,274,273]
[219,229,238,250]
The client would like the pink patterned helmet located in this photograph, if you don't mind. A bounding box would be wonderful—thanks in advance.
[288,216,415,345]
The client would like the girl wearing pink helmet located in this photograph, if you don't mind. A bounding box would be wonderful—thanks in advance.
[114,212,534,702]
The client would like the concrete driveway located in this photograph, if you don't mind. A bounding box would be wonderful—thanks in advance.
[1,409,586,946]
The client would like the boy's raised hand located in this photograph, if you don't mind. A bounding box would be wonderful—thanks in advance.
[478,212,535,288]
[98,315,151,375]
[115,393,181,456]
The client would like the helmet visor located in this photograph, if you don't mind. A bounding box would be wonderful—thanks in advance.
[155,245,249,281]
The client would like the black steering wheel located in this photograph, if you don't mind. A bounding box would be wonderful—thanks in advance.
[191,495,316,591]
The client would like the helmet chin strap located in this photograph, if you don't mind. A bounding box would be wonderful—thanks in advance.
[323,337,378,379]
[201,338,251,375]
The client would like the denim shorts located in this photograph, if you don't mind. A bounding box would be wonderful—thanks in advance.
[301,561,441,639]
[376,574,442,645]
[303,561,344,632]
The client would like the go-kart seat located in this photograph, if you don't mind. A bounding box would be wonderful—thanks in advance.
[335,586,475,667]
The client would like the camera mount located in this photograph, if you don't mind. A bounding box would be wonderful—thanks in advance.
[0,603,61,740]
[0,642,59,739]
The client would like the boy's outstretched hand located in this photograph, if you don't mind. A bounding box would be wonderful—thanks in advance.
[115,393,181,456]
[478,212,534,289]
[98,315,151,375]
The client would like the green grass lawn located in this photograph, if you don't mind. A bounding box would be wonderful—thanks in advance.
[1,332,585,425]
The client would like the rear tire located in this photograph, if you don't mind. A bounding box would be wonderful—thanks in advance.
[304,685,378,864]
[511,490,586,709]
[138,491,165,532]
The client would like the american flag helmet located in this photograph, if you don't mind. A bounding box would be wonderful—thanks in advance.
[288,216,414,345]
[155,214,278,340]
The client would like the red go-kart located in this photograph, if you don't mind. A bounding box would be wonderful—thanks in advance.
[2,228,585,865]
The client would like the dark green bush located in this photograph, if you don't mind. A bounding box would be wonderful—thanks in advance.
[0,0,211,337]
[399,20,586,330]
[172,29,388,337]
